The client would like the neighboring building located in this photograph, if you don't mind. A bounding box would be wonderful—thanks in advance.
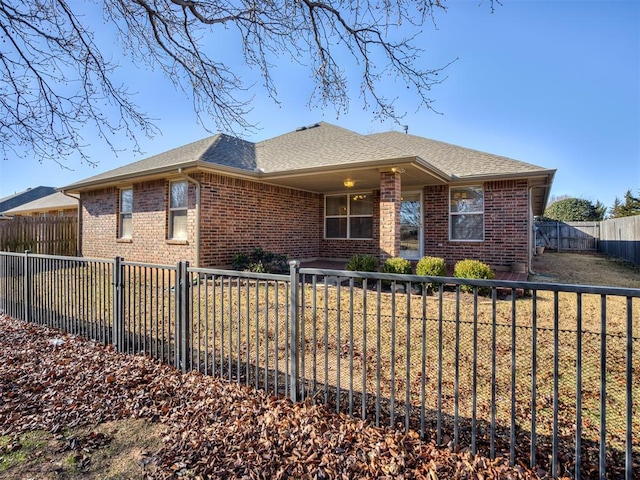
[2,191,79,218]
[0,186,56,216]
[62,122,555,272]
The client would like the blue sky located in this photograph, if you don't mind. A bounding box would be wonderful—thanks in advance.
[0,0,638,212]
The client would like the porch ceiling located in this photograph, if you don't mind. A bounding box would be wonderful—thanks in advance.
[261,162,446,193]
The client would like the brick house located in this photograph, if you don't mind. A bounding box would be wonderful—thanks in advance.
[62,122,555,272]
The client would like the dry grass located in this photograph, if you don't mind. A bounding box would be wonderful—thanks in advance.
[8,252,639,476]
[530,251,640,288]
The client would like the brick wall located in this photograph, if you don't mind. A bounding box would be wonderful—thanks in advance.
[198,173,321,267]
[379,171,401,260]
[81,180,196,264]
[424,180,530,270]
[80,173,530,270]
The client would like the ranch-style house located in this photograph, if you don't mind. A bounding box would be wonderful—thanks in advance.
[62,122,555,272]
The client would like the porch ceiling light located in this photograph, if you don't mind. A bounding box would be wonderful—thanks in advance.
[391,167,406,174]
[343,179,355,188]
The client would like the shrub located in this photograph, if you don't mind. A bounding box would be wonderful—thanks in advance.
[380,257,412,275]
[415,256,446,292]
[232,252,250,271]
[453,259,494,294]
[232,248,288,274]
[345,254,378,272]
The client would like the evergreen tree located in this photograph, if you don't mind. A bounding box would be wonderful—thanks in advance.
[609,189,640,218]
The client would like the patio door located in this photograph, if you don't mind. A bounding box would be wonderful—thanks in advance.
[400,192,423,260]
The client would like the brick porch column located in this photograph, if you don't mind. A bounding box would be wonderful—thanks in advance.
[379,170,401,261]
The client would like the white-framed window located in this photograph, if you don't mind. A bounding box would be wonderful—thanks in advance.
[325,193,373,239]
[119,187,133,239]
[169,180,188,240]
[450,185,484,241]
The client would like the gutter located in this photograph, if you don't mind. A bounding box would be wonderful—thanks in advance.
[60,190,81,257]
[178,169,201,268]
[528,184,552,275]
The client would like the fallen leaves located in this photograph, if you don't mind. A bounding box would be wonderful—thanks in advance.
[0,313,547,479]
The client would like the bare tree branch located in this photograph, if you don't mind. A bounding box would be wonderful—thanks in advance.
[1,0,496,167]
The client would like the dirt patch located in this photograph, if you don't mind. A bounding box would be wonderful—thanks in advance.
[0,418,164,480]
[529,251,640,288]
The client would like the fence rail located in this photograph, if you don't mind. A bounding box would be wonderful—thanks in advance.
[0,251,637,480]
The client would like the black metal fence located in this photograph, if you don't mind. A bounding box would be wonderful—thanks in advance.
[0,251,637,480]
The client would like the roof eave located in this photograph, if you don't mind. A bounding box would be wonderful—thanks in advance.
[259,156,428,180]
[62,161,261,193]
[449,169,556,184]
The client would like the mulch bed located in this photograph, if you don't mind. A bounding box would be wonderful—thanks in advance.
[0,314,546,479]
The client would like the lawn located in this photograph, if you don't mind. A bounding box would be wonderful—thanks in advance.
[1,251,637,478]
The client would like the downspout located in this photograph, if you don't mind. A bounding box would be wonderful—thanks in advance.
[178,169,201,268]
[60,190,81,257]
[528,184,552,274]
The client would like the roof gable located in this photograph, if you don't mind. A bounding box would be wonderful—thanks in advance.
[63,134,255,190]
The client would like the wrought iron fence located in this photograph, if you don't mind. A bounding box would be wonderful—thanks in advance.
[0,251,637,480]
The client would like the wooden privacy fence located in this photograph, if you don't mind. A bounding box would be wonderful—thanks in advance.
[599,215,640,265]
[536,216,640,264]
[0,216,77,256]
[535,221,599,252]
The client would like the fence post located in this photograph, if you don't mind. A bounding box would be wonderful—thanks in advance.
[23,250,31,324]
[176,261,190,373]
[112,257,124,352]
[289,260,300,402]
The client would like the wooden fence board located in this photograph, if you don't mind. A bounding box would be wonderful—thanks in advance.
[535,221,599,251]
[536,216,640,264]
[599,215,640,264]
[0,216,77,256]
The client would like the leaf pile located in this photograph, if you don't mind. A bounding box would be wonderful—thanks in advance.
[0,314,544,479]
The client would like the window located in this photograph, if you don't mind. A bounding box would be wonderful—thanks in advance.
[119,188,133,239]
[450,185,484,241]
[325,193,373,239]
[169,180,188,240]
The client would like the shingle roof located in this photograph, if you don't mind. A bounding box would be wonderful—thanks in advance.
[0,186,56,213]
[63,135,255,190]
[367,131,549,179]
[2,192,78,215]
[62,122,552,190]
[255,122,406,172]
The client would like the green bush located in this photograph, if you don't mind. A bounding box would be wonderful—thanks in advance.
[415,256,446,292]
[345,254,378,272]
[380,257,412,275]
[453,259,494,294]
[232,248,288,274]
